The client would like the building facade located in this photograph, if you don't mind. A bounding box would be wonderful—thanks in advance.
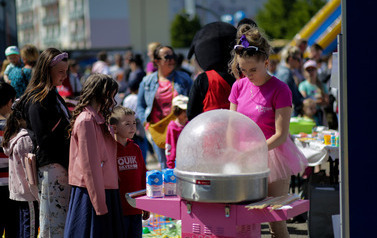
[16,0,130,50]
[15,0,266,52]
[129,0,267,53]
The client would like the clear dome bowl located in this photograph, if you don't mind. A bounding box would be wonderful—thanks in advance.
[176,109,269,175]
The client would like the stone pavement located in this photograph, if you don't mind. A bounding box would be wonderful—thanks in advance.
[262,222,308,237]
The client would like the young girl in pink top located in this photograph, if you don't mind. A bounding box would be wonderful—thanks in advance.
[228,24,308,238]
[64,74,126,238]
[165,95,189,168]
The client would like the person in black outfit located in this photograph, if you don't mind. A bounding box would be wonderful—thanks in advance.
[186,22,237,120]
[0,82,18,238]
[20,48,71,237]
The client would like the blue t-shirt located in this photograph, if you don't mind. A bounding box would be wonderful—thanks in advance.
[4,64,29,98]
[298,80,328,100]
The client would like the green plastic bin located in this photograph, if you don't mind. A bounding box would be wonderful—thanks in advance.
[289,117,316,134]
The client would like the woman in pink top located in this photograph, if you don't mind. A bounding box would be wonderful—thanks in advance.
[64,74,126,238]
[228,24,307,238]
[137,45,192,170]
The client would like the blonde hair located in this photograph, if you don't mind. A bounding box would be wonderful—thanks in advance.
[0,59,10,76]
[109,106,135,125]
[295,38,308,47]
[229,24,271,79]
[281,45,301,63]
[303,98,316,108]
[148,42,161,54]
[20,44,39,67]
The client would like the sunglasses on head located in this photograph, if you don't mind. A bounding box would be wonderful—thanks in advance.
[234,45,265,56]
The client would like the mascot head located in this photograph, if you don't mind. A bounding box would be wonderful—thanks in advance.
[187,22,237,72]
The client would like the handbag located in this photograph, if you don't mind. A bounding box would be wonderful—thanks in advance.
[24,153,38,185]
[24,118,62,185]
[149,111,176,148]
[148,80,176,149]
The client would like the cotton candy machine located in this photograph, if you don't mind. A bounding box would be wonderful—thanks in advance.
[126,110,310,238]
[174,109,269,203]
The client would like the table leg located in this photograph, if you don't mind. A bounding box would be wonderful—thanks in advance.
[290,175,296,193]
[328,157,339,184]
[334,159,339,184]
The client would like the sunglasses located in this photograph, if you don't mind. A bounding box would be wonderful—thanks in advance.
[234,45,265,56]
[158,54,176,61]
[292,56,302,62]
[305,67,316,72]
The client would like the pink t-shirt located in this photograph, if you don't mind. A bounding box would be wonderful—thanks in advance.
[149,80,178,123]
[165,120,187,169]
[229,76,292,139]
[146,61,157,73]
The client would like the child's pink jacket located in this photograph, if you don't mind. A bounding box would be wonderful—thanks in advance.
[3,129,39,201]
[69,106,118,215]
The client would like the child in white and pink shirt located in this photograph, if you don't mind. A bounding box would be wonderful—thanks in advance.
[2,103,39,238]
[165,95,189,169]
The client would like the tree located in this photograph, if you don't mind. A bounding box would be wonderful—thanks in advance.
[256,0,326,40]
[170,12,201,48]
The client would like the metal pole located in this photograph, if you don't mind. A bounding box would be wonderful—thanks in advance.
[339,1,349,236]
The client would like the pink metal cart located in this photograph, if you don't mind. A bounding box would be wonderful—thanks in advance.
[127,192,309,238]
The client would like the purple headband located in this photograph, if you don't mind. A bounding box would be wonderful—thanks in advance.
[50,52,68,67]
[240,35,250,48]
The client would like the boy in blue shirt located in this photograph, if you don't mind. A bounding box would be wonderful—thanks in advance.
[4,46,26,98]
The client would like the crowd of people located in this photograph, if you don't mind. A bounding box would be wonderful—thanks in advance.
[0,18,338,238]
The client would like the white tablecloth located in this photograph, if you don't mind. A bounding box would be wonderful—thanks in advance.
[294,139,339,166]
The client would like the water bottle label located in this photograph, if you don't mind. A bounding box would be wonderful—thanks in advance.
[164,182,176,196]
[146,184,163,198]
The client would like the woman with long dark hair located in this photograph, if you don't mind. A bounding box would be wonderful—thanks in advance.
[21,48,71,237]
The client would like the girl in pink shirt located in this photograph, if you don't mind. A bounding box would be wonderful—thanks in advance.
[165,95,189,168]
[228,25,307,238]
[64,74,126,238]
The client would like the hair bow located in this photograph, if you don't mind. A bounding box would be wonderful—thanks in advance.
[240,35,250,48]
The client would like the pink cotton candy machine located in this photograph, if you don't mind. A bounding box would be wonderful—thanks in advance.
[174,109,270,203]
[126,110,310,238]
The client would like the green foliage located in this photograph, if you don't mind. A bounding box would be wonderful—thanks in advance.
[256,0,326,40]
[170,12,201,48]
